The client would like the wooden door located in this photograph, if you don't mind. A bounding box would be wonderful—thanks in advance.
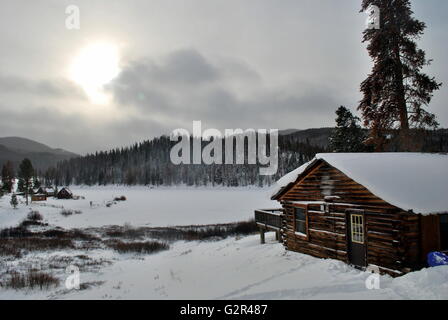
[420,215,441,261]
[441,215,448,250]
[346,210,367,268]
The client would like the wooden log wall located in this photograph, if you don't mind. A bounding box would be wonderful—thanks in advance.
[283,203,348,262]
[278,160,422,274]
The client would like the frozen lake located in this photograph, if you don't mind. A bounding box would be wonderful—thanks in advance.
[0,186,277,229]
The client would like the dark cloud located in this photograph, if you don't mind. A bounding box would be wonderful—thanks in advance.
[108,49,339,131]
[0,74,85,98]
[159,49,219,84]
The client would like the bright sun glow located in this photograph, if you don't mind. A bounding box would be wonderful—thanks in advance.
[69,43,120,104]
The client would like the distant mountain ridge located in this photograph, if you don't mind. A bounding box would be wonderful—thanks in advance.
[278,129,301,136]
[280,127,334,148]
[0,137,79,171]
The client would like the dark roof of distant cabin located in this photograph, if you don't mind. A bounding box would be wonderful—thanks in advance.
[58,187,72,194]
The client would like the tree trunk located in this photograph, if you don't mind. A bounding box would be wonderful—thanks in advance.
[25,181,29,205]
[393,33,410,151]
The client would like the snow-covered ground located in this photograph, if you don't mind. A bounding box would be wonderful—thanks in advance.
[1,233,447,300]
[1,186,447,300]
[59,235,448,300]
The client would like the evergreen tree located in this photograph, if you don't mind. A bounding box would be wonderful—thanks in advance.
[1,161,15,193]
[359,0,441,151]
[17,179,25,193]
[329,106,369,152]
[18,158,34,205]
[44,133,330,187]
[33,175,41,189]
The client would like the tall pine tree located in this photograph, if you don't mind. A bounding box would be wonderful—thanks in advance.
[359,0,441,151]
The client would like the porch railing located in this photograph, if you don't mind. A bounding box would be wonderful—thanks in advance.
[254,209,283,230]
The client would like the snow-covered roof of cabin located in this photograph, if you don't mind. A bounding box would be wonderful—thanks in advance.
[39,187,54,192]
[272,153,448,215]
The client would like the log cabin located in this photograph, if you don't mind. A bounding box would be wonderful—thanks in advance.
[255,153,448,276]
[31,193,47,202]
[57,187,73,199]
[37,186,56,197]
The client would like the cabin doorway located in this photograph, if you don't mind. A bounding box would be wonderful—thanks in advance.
[440,215,448,250]
[346,210,367,268]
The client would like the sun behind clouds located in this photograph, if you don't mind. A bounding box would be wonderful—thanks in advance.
[69,42,120,105]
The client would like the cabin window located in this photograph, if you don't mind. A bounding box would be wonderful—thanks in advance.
[441,215,448,250]
[350,214,364,244]
[294,207,307,235]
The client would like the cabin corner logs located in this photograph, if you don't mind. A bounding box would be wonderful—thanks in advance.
[257,159,446,277]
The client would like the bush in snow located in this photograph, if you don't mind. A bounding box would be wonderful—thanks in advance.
[0,240,21,257]
[0,270,59,290]
[180,219,259,241]
[105,224,145,239]
[106,240,169,254]
[27,210,43,221]
[0,237,75,253]
[0,225,31,239]
[232,219,258,235]
[60,209,82,216]
[60,209,72,216]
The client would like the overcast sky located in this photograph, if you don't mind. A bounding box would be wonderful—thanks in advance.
[0,0,446,154]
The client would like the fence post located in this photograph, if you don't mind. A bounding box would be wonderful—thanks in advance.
[259,227,265,244]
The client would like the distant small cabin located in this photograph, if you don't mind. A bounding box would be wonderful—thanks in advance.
[57,187,73,199]
[37,187,55,197]
[31,194,47,202]
[255,153,448,276]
